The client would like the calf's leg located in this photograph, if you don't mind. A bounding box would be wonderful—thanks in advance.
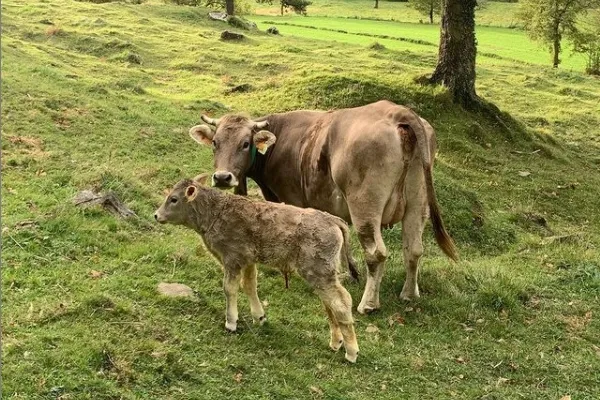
[223,269,241,332]
[323,303,343,351]
[317,283,359,363]
[241,264,266,324]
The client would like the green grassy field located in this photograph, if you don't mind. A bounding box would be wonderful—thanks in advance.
[255,0,522,28]
[247,15,586,70]
[2,0,600,399]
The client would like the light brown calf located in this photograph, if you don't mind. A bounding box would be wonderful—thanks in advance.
[154,175,360,363]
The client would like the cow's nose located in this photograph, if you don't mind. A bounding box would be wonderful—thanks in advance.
[213,171,233,186]
[154,213,158,221]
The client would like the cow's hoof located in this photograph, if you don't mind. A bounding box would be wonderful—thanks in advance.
[357,304,379,315]
[345,352,358,363]
[329,339,343,352]
[399,291,420,301]
[225,321,237,332]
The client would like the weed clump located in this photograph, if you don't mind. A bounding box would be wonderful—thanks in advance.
[227,16,256,31]
[368,42,386,50]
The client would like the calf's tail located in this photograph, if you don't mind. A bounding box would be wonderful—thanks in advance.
[332,217,359,282]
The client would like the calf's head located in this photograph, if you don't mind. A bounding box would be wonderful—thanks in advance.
[188,114,276,189]
[154,174,210,226]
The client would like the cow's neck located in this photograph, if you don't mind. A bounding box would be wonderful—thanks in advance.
[246,113,290,203]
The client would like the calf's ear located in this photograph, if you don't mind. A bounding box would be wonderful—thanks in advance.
[185,185,198,202]
[189,125,214,145]
[253,130,276,155]
[193,172,211,187]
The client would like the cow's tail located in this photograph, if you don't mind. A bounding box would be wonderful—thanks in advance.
[400,109,459,262]
[332,216,359,282]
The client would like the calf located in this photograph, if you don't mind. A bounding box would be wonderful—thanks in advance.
[154,174,360,363]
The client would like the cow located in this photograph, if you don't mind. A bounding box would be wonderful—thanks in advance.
[188,100,458,314]
[154,174,360,363]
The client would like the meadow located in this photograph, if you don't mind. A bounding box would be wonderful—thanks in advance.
[2,0,600,399]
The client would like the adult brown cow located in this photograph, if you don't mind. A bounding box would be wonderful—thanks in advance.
[189,100,457,314]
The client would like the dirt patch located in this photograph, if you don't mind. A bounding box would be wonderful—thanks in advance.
[3,135,48,159]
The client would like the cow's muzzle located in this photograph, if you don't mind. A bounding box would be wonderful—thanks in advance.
[212,171,238,188]
[154,212,167,224]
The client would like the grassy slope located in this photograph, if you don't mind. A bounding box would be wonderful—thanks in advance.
[2,1,600,399]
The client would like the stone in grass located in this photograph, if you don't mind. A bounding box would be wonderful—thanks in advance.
[157,282,194,298]
[221,30,245,41]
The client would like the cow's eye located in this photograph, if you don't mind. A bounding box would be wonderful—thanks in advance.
[170,197,178,204]
[212,140,217,149]
[242,141,250,150]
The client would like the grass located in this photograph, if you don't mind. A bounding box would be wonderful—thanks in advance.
[2,0,600,399]
[255,0,523,28]
[248,16,587,70]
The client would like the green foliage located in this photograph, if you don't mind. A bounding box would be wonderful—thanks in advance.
[572,10,600,75]
[408,0,441,23]
[163,0,203,6]
[518,0,600,66]
[282,0,312,14]
[258,0,312,15]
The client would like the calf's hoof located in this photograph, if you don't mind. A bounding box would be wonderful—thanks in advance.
[329,339,343,352]
[225,321,237,332]
[345,351,358,363]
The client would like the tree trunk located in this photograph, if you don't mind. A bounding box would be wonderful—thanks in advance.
[430,0,479,109]
[281,1,284,15]
[226,0,234,15]
[552,20,561,68]
[429,4,434,24]
[374,0,379,9]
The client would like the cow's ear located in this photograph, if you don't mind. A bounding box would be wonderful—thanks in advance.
[253,130,276,155]
[189,125,214,146]
[185,185,198,202]
[193,172,211,187]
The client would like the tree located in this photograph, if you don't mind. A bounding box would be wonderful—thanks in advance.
[409,0,441,24]
[374,0,379,9]
[572,10,600,75]
[429,0,480,109]
[257,0,311,15]
[518,0,600,68]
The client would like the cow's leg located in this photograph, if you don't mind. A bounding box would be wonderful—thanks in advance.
[316,283,359,363]
[223,268,242,332]
[241,264,266,324]
[399,202,427,300]
[353,219,387,314]
[323,303,343,351]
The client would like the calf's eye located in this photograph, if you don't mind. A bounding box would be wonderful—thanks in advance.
[242,141,250,150]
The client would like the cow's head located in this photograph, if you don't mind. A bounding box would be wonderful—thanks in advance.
[188,114,276,189]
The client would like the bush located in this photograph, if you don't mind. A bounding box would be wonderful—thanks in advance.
[282,0,312,15]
